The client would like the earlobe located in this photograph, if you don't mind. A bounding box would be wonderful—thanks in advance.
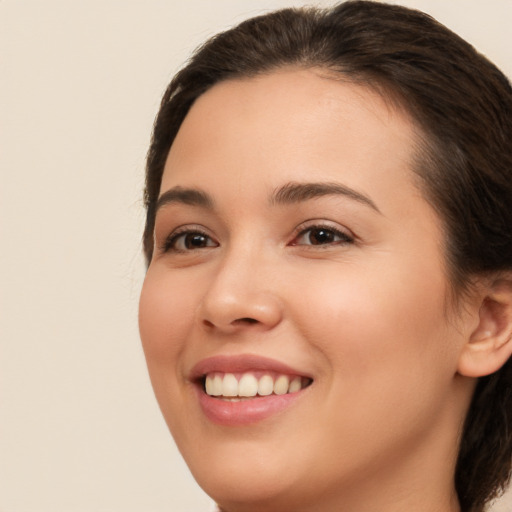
[458,278,512,378]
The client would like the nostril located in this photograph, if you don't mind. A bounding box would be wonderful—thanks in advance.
[200,316,263,332]
[234,317,259,325]
[201,317,258,329]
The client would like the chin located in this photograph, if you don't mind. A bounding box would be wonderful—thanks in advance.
[199,473,304,512]
[180,439,310,510]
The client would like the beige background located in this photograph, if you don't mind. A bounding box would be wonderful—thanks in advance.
[1,1,511,511]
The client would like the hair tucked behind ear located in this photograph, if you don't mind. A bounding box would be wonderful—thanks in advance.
[143,3,512,510]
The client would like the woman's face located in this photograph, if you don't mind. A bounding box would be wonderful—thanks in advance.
[139,69,473,510]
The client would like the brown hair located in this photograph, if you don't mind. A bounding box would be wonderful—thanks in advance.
[143,2,512,510]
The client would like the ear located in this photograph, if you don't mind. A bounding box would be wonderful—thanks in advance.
[458,277,512,378]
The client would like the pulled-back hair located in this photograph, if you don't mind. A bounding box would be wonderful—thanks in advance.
[143,2,512,510]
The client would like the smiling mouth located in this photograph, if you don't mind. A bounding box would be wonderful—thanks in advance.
[202,372,313,400]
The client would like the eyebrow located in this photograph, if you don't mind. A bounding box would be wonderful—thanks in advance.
[155,181,381,214]
[156,186,214,212]
[270,181,381,213]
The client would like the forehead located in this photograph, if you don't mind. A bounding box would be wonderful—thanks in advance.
[161,68,422,215]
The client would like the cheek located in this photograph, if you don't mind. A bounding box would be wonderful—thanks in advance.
[138,269,195,377]
[286,259,459,467]
[292,255,455,402]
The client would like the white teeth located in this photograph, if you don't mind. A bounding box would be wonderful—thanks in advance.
[238,374,259,397]
[212,374,223,396]
[289,376,302,393]
[205,375,215,395]
[205,372,309,398]
[222,373,239,396]
[273,375,290,395]
[205,374,224,396]
[257,375,274,396]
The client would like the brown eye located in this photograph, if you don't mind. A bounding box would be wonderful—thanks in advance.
[164,230,218,253]
[292,226,353,246]
[306,228,336,245]
[183,233,210,249]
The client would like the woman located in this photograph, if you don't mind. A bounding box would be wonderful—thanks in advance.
[138,2,512,511]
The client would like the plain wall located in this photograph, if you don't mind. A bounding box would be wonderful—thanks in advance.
[1,1,511,511]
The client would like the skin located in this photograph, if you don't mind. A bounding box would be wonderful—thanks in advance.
[139,69,483,512]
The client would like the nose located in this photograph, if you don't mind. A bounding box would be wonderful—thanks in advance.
[198,251,283,334]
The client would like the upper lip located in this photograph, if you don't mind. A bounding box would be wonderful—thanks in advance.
[189,354,312,382]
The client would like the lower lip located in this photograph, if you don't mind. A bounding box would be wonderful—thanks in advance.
[196,386,305,426]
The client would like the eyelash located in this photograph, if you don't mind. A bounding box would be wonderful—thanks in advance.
[290,223,354,247]
[161,227,218,254]
[160,223,354,254]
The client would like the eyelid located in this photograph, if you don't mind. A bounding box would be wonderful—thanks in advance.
[289,220,355,246]
[158,224,218,254]
[155,219,355,255]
